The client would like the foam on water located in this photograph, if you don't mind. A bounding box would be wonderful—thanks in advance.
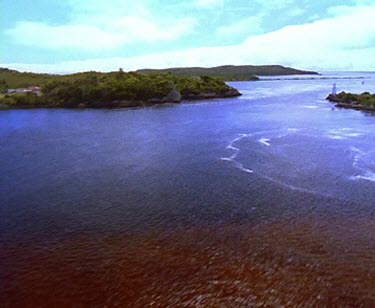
[302,105,319,109]
[237,84,327,100]
[221,133,254,173]
[221,127,375,194]
[325,128,363,140]
[221,128,313,192]
[327,135,346,140]
[258,138,271,146]
[349,147,375,183]
[352,173,375,182]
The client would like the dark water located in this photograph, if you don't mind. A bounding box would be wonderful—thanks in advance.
[1,73,375,307]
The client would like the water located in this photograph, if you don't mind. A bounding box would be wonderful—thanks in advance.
[1,72,375,306]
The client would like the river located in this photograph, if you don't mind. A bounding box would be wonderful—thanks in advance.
[1,72,375,306]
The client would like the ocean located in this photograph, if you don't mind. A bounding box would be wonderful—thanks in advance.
[1,72,375,306]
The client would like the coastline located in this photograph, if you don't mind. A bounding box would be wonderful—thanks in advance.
[0,88,242,110]
[335,102,375,112]
[326,93,375,112]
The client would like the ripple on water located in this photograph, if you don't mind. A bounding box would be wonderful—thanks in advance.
[221,127,375,199]
[2,215,374,306]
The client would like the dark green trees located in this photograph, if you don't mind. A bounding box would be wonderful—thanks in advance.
[0,71,239,108]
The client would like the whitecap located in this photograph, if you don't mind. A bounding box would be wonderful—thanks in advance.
[258,138,271,146]
[326,128,363,139]
[327,135,346,140]
[287,128,301,132]
[345,133,362,137]
[239,166,254,173]
[350,173,375,183]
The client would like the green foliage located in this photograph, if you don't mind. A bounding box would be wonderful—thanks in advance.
[0,79,8,91]
[0,68,58,88]
[0,69,235,108]
[0,92,46,107]
[336,91,375,107]
[137,65,318,81]
[172,75,228,96]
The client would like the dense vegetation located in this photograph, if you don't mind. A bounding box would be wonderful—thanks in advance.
[0,64,317,109]
[0,64,318,90]
[138,65,318,81]
[328,91,375,108]
[336,91,375,107]
[0,68,56,88]
[0,70,240,109]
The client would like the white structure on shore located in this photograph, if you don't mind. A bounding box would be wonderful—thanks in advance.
[332,83,337,95]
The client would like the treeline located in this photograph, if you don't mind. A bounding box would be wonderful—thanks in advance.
[0,68,56,89]
[138,65,318,81]
[333,91,375,107]
[0,71,240,108]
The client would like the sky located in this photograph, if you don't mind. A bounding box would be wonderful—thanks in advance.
[1,0,375,73]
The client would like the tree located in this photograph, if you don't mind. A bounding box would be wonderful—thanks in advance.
[0,79,8,91]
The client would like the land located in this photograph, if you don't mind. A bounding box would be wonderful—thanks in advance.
[0,69,240,109]
[327,91,375,112]
[0,68,56,89]
[0,65,318,109]
[138,65,318,81]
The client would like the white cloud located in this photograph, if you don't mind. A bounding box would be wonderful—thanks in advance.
[243,5,375,51]
[3,4,375,72]
[6,17,196,50]
[286,7,306,17]
[108,17,196,43]
[5,0,196,50]
[67,0,151,20]
[6,22,119,50]
[196,0,224,8]
[215,16,263,38]
[255,0,296,10]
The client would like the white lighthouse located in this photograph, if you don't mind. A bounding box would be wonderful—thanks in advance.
[332,83,337,96]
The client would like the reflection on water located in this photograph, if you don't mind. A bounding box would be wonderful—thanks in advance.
[1,72,375,306]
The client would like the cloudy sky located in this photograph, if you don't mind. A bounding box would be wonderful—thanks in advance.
[2,0,375,73]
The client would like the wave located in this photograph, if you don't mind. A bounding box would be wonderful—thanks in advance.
[220,133,254,173]
[350,147,375,183]
[221,128,375,194]
[258,138,271,146]
[326,128,363,140]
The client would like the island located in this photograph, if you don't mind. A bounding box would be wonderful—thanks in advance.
[0,69,241,109]
[138,64,318,81]
[0,64,318,109]
[326,91,375,112]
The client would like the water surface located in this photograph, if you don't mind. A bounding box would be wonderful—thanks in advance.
[1,72,375,306]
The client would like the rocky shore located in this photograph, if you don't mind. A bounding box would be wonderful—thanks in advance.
[326,93,375,112]
[0,86,242,110]
[0,71,242,109]
[105,87,241,108]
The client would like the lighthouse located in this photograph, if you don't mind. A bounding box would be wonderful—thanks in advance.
[332,83,337,96]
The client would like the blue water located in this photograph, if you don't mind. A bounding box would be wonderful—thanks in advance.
[1,72,375,306]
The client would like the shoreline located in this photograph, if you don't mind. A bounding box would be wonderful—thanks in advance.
[326,93,375,112]
[0,90,242,110]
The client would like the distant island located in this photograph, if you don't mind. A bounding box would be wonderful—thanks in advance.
[0,65,318,109]
[327,91,375,112]
[138,65,318,81]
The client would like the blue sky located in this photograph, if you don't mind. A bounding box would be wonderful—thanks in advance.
[2,0,375,73]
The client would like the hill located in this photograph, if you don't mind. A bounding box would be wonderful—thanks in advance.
[137,65,318,81]
[0,70,240,109]
[0,65,318,89]
[0,68,57,89]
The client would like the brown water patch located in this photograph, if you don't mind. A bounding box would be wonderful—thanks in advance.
[1,215,375,307]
